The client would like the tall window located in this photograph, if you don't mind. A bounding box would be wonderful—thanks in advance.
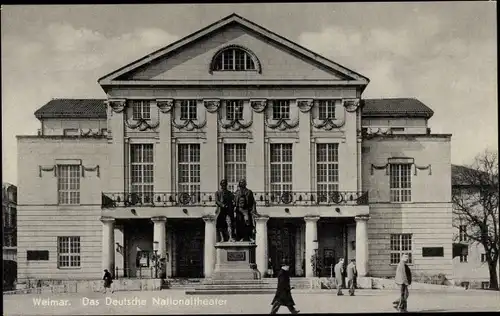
[226,100,244,120]
[390,234,412,264]
[316,143,339,201]
[57,165,81,205]
[130,144,154,204]
[270,144,293,194]
[178,144,201,197]
[390,164,412,202]
[212,48,256,71]
[180,100,197,120]
[459,254,468,263]
[272,100,290,120]
[481,253,487,263]
[459,225,467,242]
[57,236,81,268]
[318,100,336,120]
[131,100,151,120]
[224,144,246,192]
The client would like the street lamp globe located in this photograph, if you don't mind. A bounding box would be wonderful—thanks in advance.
[153,241,159,252]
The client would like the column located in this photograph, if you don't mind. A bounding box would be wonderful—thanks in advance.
[304,216,320,277]
[355,215,370,277]
[356,110,363,192]
[101,216,115,276]
[152,216,167,259]
[203,215,216,278]
[255,215,270,275]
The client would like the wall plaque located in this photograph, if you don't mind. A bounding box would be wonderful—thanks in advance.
[422,247,444,257]
[227,251,246,261]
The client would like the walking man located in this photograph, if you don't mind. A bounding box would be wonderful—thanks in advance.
[347,259,357,296]
[334,258,345,296]
[393,254,412,312]
[270,259,300,314]
[102,269,114,294]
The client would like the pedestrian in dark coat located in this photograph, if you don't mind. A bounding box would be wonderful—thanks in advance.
[334,258,345,296]
[102,269,114,294]
[270,259,300,314]
[393,254,412,312]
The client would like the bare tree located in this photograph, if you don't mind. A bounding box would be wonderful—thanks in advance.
[452,149,499,290]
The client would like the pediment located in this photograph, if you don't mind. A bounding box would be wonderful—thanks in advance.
[99,14,368,86]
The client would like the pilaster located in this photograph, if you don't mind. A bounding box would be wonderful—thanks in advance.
[156,99,173,192]
[201,100,219,193]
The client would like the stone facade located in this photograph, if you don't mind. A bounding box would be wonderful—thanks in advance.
[16,14,453,284]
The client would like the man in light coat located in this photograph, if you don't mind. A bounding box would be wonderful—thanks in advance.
[346,259,357,296]
[334,258,345,296]
[393,254,412,312]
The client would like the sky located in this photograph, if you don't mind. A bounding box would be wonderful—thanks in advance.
[1,3,497,185]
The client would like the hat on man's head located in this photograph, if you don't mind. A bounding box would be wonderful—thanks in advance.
[281,258,290,266]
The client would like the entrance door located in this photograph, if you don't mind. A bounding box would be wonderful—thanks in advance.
[176,221,204,278]
[268,221,296,276]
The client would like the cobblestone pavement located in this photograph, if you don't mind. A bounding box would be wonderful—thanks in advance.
[3,289,499,315]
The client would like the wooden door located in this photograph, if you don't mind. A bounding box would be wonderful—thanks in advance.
[176,223,204,278]
[268,222,296,276]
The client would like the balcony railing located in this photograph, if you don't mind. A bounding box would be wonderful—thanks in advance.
[102,191,369,208]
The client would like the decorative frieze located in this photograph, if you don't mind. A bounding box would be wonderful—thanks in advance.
[125,118,160,131]
[38,165,56,177]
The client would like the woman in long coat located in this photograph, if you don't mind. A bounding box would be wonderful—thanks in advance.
[102,269,114,294]
[270,259,300,314]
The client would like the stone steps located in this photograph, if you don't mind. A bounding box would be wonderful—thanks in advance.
[186,288,276,295]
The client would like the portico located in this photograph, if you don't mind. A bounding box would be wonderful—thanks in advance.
[101,211,370,279]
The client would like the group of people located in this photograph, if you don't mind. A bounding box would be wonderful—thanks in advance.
[270,254,412,314]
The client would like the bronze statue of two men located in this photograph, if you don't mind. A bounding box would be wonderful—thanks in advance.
[215,179,258,243]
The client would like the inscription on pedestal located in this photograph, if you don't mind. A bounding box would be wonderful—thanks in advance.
[227,251,246,261]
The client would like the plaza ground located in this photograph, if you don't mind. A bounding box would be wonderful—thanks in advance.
[3,288,499,315]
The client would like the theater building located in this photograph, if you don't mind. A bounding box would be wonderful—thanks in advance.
[16,14,453,283]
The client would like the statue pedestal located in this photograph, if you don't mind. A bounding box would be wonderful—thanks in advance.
[211,242,256,280]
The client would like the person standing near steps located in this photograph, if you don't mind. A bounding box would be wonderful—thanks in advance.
[334,258,345,296]
[270,259,300,314]
[347,259,357,296]
[393,254,412,312]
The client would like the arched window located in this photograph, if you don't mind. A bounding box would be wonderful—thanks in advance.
[211,46,260,72]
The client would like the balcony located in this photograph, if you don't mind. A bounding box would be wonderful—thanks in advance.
[101,191,369,208]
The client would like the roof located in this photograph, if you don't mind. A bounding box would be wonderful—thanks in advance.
[34,99,107,119]
[452,164,497,187]
[362,98,434,118]
[33,98,436,120]
[97,13,369,86]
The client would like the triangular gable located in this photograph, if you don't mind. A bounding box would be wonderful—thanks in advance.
[98,13,369,86]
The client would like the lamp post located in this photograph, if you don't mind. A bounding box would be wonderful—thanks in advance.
[153,241,159,279]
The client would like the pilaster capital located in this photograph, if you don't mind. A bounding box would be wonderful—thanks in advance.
[304,215,320,223]
[355,215,370,222]
[343,98,361,112]
[107,99,127,113]
[100,216,115,224]
[157,99,174,113]
[151,216,167,223]
[250,99,267,113]
[297,99,313,113]
[202,214,216,223]
[203,99,220,113]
